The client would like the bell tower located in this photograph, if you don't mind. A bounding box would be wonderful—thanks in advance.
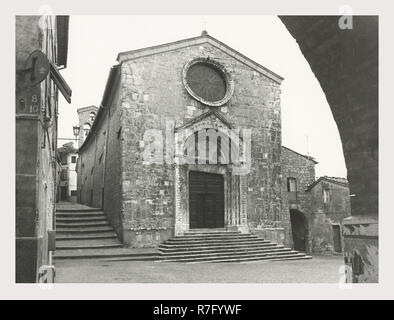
[76,105,98,147]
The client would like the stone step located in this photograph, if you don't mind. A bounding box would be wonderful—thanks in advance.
[160,247,292,259]
[56,226,114,233]
[168,234,258,241]
[159,244,285,254]
[56,221,110,228]
[183,231,242,236]
[56,207,101,212]
[53,248,159,260]
[238,255,313,264]
[56,238,122,248]
[56,232,118,240]
[56,212,105,218]
[56,243,123,250]
[161,251,307,263]
[211,253,312,264]
[56,216,107,222]
[159,242,280,251]
[185,228,228,232]
[162,238,271,247]
[56,243,123,251]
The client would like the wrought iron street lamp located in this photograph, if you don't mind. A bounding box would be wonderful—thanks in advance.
[73,125,80,148]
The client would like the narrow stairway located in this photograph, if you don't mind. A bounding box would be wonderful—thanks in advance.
[158,229,312,263]
[53,203,157,260]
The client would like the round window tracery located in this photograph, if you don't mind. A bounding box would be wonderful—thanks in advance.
[182,58,234,107]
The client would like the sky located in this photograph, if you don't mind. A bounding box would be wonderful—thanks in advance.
[57,15,347,178]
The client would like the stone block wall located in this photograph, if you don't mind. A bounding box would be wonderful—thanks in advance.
[77,70,124,239]
[281,146,316,211]
[309,180,351,253]
[281,146,316,250]
[16,15,60,282]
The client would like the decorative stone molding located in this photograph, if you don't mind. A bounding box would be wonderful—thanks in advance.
[173,112,248,235]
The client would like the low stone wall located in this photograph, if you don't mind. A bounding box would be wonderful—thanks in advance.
[251,228,285,245]
[122,228,174,248]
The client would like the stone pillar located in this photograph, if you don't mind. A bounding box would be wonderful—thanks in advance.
[237,175,249,233]
[174,164,188,236]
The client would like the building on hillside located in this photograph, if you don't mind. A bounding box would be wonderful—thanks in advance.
[77,31,289,248]
[57,142,78,202]
[16,15,71,282]
[281,146,350,254]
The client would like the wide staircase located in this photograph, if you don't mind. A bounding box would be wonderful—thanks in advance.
[54,202,157,260]
[158,229,312,263]
[54,203,311,263]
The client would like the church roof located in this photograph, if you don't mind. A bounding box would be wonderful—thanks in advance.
[77,105,98,114]
[282,145,318,164]
[117,31,284,84]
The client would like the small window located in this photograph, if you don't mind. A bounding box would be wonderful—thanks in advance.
[70,190,77,196]
[71,156,77,163]
[89,112,96,122]
[287,178,297,192]
[98,153,103,165]
[323,189,330,204]
[91,168,94,176]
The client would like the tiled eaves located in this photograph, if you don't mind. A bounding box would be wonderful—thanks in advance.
[117,35,284,85]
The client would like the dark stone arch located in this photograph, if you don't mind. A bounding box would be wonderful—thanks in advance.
[290,209,309,253]
[279,16,378,282]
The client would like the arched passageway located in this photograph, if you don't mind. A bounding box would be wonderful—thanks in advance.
[290,209,309,253]
[280,16,378,282]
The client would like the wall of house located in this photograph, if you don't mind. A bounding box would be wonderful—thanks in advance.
[77,80,123,239]
[281,147,316,251]
[118,41,283,247]
[16,15,60,282]
[67,153,77,201]
[309,181,351,253]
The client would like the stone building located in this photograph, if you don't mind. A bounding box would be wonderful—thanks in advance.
[16,15,71,282]
[306,176,350,254]
[281,146,350,254]
[77,32,291,248]
[57,142,78,202]
[281,146,317,253]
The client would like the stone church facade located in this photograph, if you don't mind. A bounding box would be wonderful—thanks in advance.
[77,32,294,248]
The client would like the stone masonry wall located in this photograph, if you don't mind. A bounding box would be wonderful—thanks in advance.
[16,15,60,282]
[281,146,316,251]
[309,181,350,253]
[119,41,283,247]
[77,82,124,239]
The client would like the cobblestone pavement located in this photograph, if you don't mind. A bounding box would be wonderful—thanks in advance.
[54,255,344,283]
